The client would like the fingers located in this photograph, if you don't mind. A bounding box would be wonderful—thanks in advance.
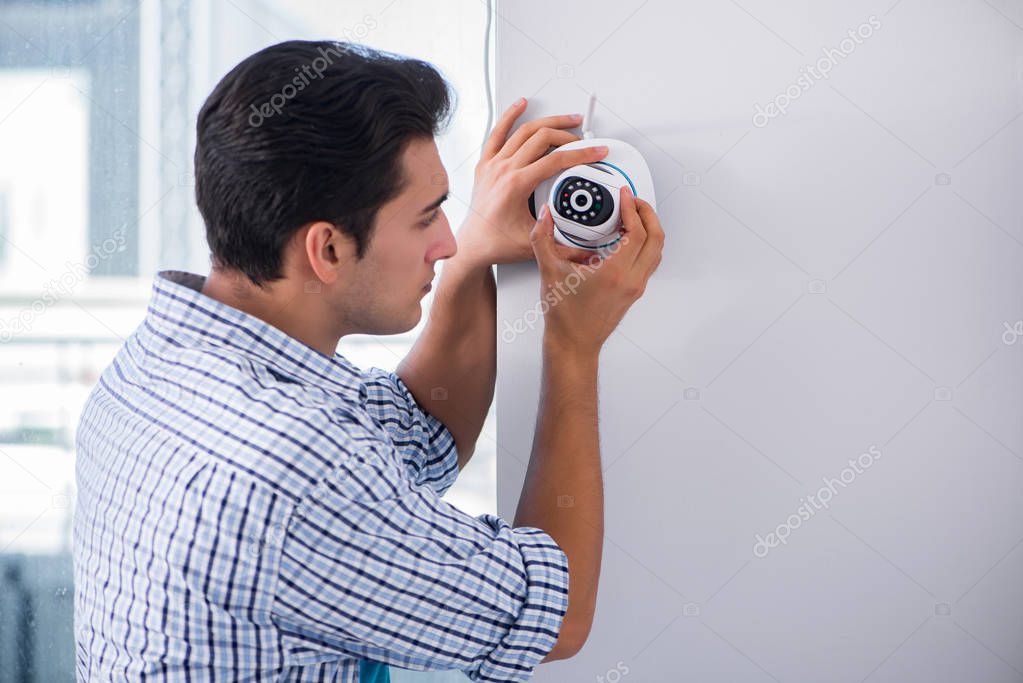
[609,185,647,269]
[497,113,583,160]
[481,98,527,161]
[529,203,558,266]
[529,204,592,270]
[520,145,609,189]
[630,198,665,278]
[555,242,601,265]
[510,127,580,167]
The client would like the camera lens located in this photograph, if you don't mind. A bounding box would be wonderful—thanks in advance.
[571,190,592,211]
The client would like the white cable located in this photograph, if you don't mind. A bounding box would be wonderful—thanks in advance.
[483,0,494,145]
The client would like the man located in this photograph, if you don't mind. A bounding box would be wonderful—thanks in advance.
[73,40,663,681]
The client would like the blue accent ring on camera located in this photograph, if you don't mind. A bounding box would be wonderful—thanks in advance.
[593,160,638,196]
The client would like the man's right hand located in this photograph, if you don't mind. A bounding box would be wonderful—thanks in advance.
[529,185,665,355]
[519,188,664,661]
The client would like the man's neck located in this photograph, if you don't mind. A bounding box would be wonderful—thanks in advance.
[200,268,340,357]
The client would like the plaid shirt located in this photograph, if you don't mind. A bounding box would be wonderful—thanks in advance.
[73,270,569,682]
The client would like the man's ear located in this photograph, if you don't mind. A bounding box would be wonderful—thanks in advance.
[303,221,354,285]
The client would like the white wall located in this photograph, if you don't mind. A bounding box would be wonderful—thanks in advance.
[495,1,1023,681]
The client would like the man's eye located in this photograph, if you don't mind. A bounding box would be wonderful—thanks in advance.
[420,210,440,227]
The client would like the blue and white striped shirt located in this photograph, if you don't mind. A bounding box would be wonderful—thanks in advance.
[73,270,569,681]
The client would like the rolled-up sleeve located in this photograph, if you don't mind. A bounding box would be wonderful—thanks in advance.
[270,439,570,681]
[361,367,459,496]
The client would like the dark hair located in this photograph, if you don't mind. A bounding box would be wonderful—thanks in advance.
[194,40,454,285]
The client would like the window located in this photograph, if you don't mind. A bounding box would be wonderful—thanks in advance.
[0,1,492,679]
[0,190,9,266]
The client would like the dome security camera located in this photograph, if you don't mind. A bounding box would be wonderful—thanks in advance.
[531,137,657,250]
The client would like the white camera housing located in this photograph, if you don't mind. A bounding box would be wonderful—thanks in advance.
[532,137,656,249]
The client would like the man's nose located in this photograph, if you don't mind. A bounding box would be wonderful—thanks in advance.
[435,221,458,261]
[445,225,459,259]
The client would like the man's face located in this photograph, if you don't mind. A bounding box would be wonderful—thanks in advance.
[336,137,457,335]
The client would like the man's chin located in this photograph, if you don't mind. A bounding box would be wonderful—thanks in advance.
[353,301,422,336]
[379,305,423,336]
[406,301,424,329]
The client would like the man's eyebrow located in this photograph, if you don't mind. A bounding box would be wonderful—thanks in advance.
[421,191,449,214]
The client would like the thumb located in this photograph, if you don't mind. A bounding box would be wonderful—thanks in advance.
[529,202,558,264]
[531,203,599,269]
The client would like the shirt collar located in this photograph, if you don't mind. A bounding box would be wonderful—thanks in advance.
[146,270,365,397]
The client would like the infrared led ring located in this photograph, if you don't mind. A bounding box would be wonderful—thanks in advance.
[554,176,612,226]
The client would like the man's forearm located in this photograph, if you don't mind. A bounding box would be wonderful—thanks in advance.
[396,239,496,471]
[514,341,604,657]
